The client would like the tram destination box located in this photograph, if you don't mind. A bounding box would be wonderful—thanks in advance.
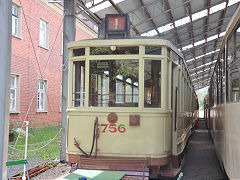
[105,14,130,39]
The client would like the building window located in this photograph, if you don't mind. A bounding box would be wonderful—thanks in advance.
[12,4,21,36]
[10,75,20,112]
[37,80,47,111]
[39,19,49,48]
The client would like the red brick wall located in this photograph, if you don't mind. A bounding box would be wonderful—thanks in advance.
[10,0,96,128]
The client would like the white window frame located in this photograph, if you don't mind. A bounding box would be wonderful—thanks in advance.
[12,3,22,37]
[39,19,49,48]
[10,74,20,113]
[37,80,47,112]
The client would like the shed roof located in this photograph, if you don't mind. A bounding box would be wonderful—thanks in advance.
[76,0,240,90]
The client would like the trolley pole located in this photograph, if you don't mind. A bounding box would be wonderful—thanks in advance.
[0,1,12,179]
[61,0,76,162]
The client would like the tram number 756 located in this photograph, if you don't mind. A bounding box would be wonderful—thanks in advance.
[100,124,126,133]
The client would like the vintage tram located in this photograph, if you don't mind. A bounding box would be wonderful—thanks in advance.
[66,38,198,178]
[204,5,240,180]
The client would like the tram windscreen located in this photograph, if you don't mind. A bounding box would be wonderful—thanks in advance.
[144,60,161,108]
[89,60,139,107]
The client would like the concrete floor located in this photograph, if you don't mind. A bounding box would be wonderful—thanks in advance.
[182,119,228,180]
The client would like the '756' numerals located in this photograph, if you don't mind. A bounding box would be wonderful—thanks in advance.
[100,124,126,133]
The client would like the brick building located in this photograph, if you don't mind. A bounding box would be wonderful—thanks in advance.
[10,0,97,127]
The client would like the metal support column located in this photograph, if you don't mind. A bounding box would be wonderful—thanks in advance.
[61,0,76,162]
[0,1,12,179]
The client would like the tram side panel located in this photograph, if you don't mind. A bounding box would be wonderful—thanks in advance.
[223,103,240,179]
[174,66,195,155]
[211,103,240,179]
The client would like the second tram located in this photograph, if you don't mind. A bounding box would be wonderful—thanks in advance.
[204,5,240,179]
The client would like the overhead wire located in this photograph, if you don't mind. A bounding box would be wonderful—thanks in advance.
[9,128,62,152]
[18,0,43,79]
[10,0,65,157]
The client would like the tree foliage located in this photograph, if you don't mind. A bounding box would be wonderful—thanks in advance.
[196,87,208,110]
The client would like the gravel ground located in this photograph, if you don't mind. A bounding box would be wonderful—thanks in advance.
[7,159,71,180]
[31,163,71,180]
[182,120,228,180]
[8,159,49,177]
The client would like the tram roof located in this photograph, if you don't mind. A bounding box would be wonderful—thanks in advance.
[76,0,240,90]
[68,38,184,58]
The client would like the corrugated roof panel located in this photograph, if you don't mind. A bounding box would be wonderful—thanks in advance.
[77,0,239,89]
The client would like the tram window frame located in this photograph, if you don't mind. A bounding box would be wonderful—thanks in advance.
[89,59,139,107]
[144,59,162,108]
[227,23,240,103]
[73,48,85,56]
[216,62,220,105]
[145,46,162,55]
[167,48,171,57]
[90,46,139,55]
[73,61,85,107]
[236,26,240,61]
[219,58,224,104]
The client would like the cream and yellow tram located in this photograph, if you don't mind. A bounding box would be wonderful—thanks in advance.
[205,6,240,180]
[66,38,198,178]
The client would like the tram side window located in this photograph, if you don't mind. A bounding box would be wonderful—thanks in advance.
[228,25,240,102]
[227,32,235,66]
[229,61,240,102]
[144,60,161,108]
[221,49,225,104]
[219,58,224,104]
[89,60,139,107]
[73,61,85,107]
[236,26,240,61]
[145,46,162,55]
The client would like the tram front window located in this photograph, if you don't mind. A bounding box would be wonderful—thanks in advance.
[144,60,161,108]
[89,60,139,107]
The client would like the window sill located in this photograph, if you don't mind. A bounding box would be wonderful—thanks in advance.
[12,34,22,40]
[10,111,20,114]
[37,110,48,113]
[39,45,49,51]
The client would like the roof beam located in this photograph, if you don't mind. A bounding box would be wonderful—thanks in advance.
[190,69,211,79]
[193,79,209,86]
[133,0,192,28]
[138,0,227,33]
[179,24,224,47]
[202,0,211,87]
[76,0,102,24]
[188,59,215,70]
[108,0,139,35]
[127,0,164,15]
[165,0,181,45]
[186,49,220,64]
[151,14,231,41]
[182,36,223,55]
[208,0,229,80]
[139,0,161,37]
[184,0,198,85]
[77,0,108,14]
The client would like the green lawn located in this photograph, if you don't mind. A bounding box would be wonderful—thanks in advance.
[8,126,61,160]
